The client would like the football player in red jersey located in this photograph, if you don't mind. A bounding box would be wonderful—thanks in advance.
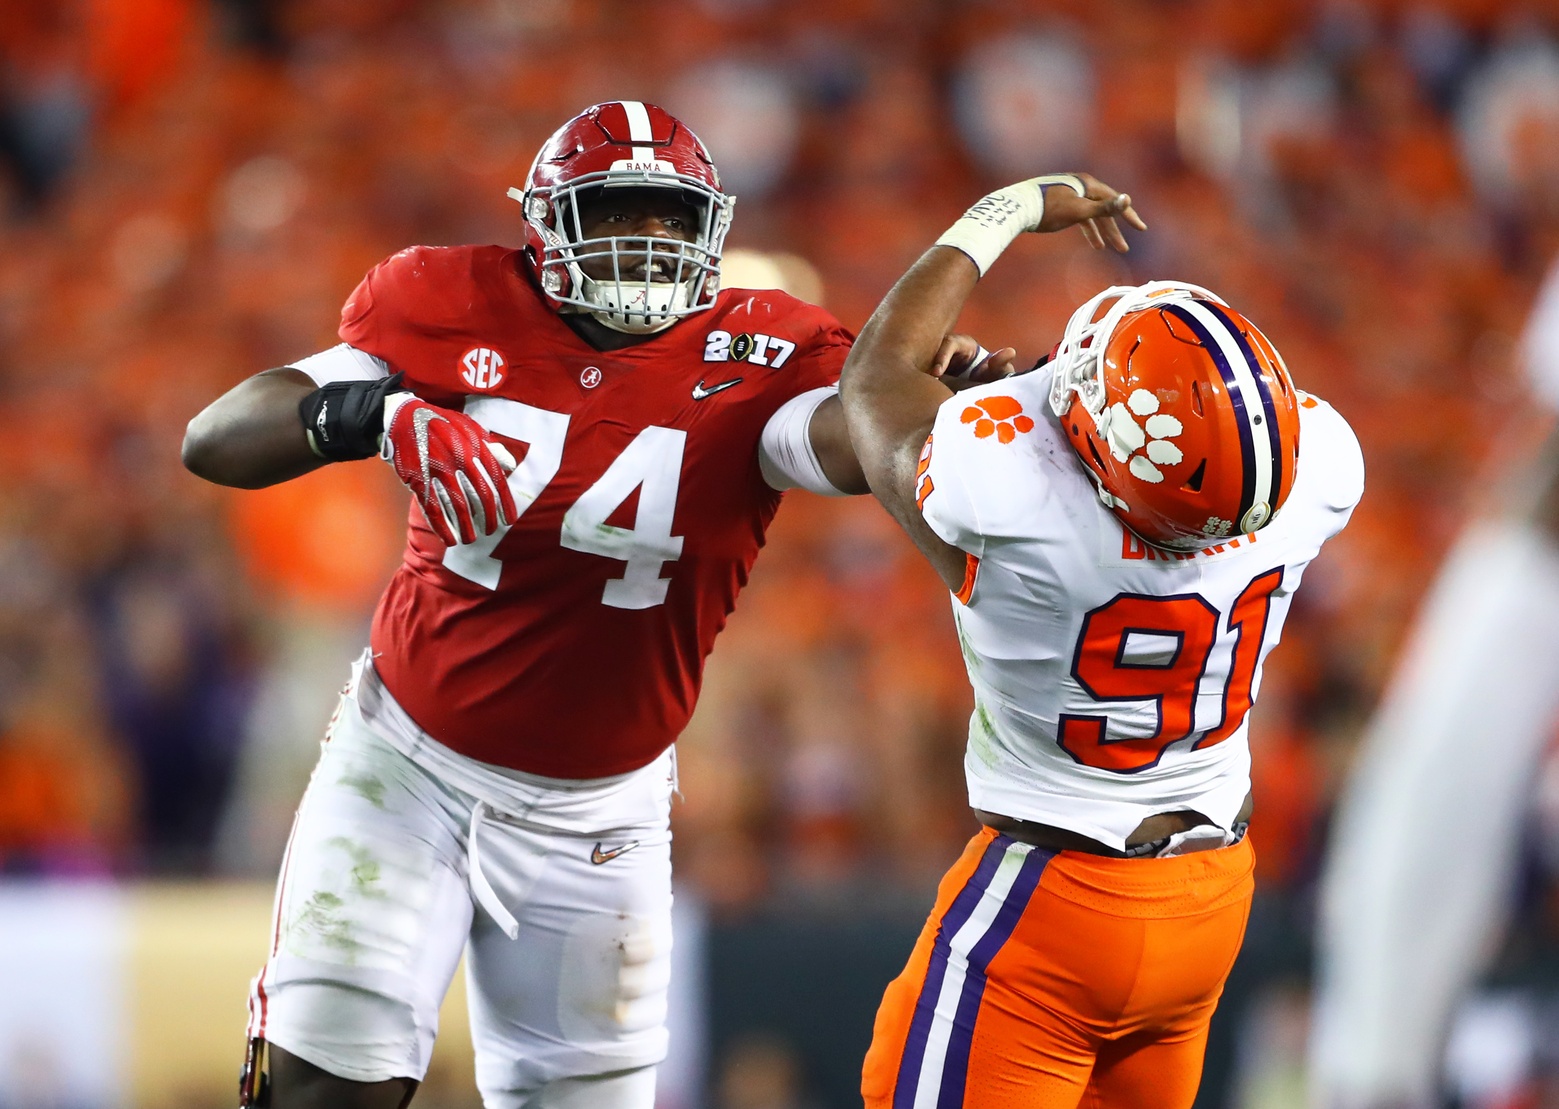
[184,101,1124,1109]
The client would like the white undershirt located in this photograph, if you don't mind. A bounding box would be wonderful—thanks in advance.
[290,342,388,383]
[290,343,847,497]
[756,385,846,496]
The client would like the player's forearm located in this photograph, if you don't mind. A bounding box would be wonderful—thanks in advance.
[840,246,980,492]
[182,367,329,488]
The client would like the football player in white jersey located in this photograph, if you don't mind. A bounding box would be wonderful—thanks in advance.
[838,174,1364,1108]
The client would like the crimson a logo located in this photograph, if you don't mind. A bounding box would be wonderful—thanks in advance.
[461,347,505,390]
[580,366,603,389]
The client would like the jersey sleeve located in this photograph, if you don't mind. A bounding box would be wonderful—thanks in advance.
[338,249,413,359]
[916,401,990,558]
[747,297,854,492]
[336,246,482,398]
[916,378,1063,558]
[1296,394,1365,538]
[777,308,852,398]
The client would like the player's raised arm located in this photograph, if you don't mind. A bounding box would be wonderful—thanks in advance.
[838,173,1144,587]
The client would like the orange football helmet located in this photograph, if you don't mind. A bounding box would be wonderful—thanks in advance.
[1047,281,1301,551]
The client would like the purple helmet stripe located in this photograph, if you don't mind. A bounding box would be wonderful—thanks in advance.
[1199,300,1284,503]
[1163,304,1259,523]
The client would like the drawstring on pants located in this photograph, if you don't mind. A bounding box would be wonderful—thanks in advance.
[469,801,520,939]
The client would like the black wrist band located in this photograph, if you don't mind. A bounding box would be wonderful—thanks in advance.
[298,371,405,461]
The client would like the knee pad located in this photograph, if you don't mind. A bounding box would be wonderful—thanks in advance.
[522,1066,658,1109]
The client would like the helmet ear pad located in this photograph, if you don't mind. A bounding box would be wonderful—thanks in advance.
[1050,284,1301,551]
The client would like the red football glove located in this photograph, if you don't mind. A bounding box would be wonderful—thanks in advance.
[381,393,518,546]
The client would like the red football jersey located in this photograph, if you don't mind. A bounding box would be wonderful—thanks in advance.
[339,245,850,778]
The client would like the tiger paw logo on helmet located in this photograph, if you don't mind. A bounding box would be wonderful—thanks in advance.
[1097,388,1184,482]
[961,396,1035,444]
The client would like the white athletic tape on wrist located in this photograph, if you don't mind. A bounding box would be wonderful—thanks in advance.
[949,343,994,380]
[934,174,1089,277]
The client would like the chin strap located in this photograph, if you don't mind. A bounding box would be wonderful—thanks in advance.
[577,274,688,335]
[588,306,681,335]
[238,1037,270,1107]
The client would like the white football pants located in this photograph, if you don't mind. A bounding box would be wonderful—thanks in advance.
[246,659,675,1109]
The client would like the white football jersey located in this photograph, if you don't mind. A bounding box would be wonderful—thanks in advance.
[917,369,1363,850]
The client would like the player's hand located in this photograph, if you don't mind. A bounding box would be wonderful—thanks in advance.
[1036,172,1147,253]
[381,393,519,546]
[929,334,1021,391]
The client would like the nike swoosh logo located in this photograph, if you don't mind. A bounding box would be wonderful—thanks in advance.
[411,406,447,486]
[692,377,743,401]
[590,840,641,865]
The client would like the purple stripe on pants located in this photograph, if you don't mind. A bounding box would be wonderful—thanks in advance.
[935,847,1054,1109]
[892,836,1012,1109]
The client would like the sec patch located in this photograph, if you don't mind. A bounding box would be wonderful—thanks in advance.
[461,347,506,390]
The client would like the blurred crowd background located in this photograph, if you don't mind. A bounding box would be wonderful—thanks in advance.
[3,0,1559,1106]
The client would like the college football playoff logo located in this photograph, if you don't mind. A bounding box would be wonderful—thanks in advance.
[703,330,796,368]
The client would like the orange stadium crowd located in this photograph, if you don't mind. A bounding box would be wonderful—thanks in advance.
[1,0,1558,978]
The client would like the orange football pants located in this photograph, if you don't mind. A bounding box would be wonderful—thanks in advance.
[862,827,1254,1109]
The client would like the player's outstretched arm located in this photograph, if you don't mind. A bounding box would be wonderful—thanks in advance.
[185,365,519,545]
[182,367,329,489]
[839,174,1143,588]
[840,249,985,587]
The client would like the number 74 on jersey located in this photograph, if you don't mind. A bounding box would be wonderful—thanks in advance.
[442,398,686,611]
